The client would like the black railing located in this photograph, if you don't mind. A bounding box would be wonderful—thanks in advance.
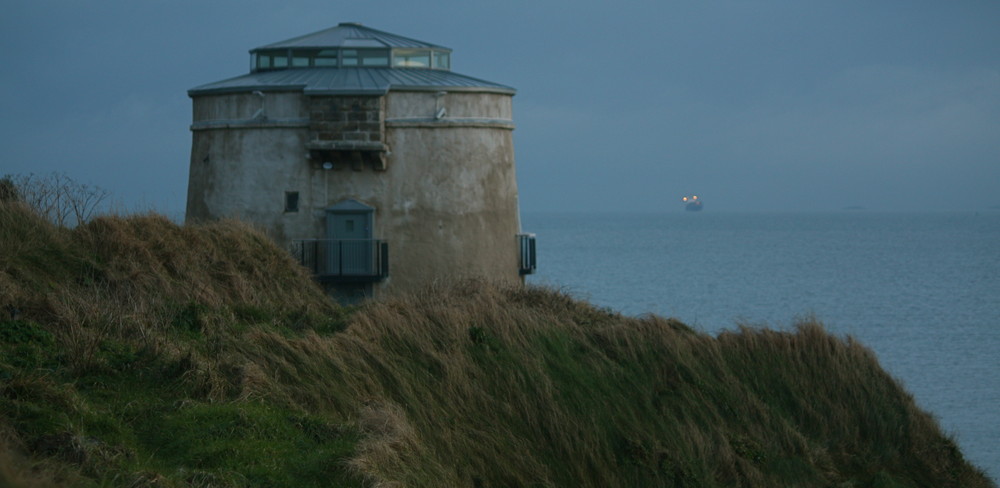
[518,233,537,275]
[293,239,388,282]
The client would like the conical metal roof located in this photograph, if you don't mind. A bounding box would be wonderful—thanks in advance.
[188,67,515,96]
[190,23,513,96]
[252,22,450,52]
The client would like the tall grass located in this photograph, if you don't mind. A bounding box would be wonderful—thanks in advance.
[0,199,993,487]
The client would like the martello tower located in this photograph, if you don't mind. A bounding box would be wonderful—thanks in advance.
[186,23,535,301]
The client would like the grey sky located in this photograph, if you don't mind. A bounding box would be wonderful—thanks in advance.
[2,0,998,216]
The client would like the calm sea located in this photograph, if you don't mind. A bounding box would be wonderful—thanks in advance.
[523,211,1000,481]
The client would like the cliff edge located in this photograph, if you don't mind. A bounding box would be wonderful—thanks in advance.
[1,200,993,487]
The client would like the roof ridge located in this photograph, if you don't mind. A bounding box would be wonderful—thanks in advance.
[253,23,450,51]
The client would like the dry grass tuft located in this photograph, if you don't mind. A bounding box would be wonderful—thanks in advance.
[350,401,444,488]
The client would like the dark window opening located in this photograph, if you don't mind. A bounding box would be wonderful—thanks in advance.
[310,149,387,171]
[285,191,300,212]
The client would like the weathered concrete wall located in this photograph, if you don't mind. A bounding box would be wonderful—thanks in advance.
[386,91,513,120]
[186,91,315,244]
[187,88,523,297]
[192,91,307,121]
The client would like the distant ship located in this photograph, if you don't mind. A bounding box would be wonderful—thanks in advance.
[682,195,702,211]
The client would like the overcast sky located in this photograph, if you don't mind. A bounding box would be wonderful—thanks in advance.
[2,0,998,216]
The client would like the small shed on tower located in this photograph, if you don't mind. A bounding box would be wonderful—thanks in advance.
[185,22,536,301]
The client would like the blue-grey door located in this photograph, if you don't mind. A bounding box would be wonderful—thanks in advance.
[325,201,373,275]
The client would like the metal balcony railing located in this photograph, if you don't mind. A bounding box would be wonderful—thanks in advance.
[293,239,388,283]
[518,233,537,275]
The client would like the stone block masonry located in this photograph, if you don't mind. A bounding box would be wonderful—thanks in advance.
[308,96,385,144]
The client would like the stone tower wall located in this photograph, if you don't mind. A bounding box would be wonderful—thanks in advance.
[186,89,523,297]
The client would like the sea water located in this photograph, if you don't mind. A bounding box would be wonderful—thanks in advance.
[523,211,1000,481]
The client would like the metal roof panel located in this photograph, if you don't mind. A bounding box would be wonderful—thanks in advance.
[188,68,515,96]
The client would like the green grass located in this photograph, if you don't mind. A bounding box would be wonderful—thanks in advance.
[0,198,994,487]
[1,320,365,487]
[132,401,359,486]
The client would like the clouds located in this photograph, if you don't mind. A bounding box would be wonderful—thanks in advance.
[1,1,998,215]
[510,2,1000,211]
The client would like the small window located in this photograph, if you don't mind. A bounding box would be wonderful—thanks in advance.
[257,50,289,69]
[285,191,299,213]
[315,49,338,67]
[393,49,431,68]
[342,49,359,66]
[343,49,389,67]
[433,51,450,70]
[361,51,389,66]
[291,50,311,67]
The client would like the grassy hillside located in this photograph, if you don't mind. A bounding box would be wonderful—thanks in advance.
[0,199,994,487]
